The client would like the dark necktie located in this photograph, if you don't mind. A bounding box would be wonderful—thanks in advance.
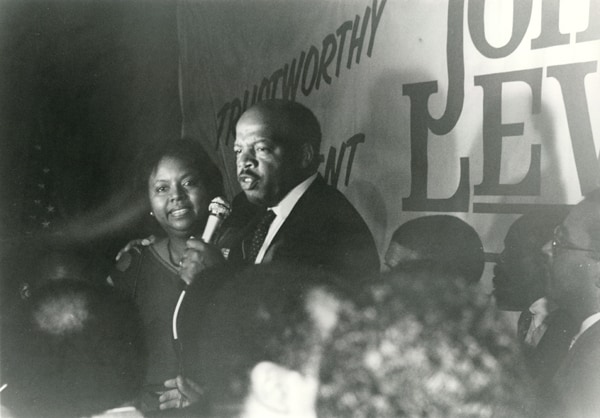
[517,310,533,343]
[246,210,276,263]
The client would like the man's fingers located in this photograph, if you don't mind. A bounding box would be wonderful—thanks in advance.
[159,388,178,403]
[185,238,209,251]
[157,376,203,410]
[159,399,182,410]
[159,386,192,410]
[162,377,178,389]
[115,247,129,262]
[183,377,203,394]
[176,376,203,403]
[115,235,155,261]
[179,241,225,285]
[141,235,156,246]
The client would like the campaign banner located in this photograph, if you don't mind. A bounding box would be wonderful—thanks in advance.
[177,0,600,285]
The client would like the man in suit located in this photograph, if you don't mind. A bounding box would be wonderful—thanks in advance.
[493,209,576,386]
[187,99,379,285]
[545,190,600,418]
[118,100,378,409]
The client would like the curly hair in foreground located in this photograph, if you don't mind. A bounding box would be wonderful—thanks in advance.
[318,260,537,418]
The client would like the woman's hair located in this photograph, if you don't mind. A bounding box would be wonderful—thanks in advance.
[137,137,224,200]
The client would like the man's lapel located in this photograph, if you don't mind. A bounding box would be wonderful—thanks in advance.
[261,176,325,262]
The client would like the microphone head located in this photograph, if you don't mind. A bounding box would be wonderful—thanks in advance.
[208,197,232,220]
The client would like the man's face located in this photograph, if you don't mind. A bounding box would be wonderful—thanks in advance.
[548,201,600,311]
[234,109,303,207]
[493,226,546,310]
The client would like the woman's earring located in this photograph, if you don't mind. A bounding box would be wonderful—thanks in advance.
[150,211,154,216]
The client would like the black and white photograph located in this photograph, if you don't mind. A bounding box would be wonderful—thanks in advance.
[1,0,600,417]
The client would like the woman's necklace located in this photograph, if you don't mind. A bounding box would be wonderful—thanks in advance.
[167,239,181,267]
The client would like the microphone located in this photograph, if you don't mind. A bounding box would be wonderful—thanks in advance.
[201,196,232,244]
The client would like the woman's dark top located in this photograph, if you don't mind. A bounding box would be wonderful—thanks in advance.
[111,245,186,388]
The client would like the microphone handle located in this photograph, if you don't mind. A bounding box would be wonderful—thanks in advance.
[201,214,223,244]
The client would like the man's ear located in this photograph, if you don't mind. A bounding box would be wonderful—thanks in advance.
[299,143,314,170]
[249,361,291,414]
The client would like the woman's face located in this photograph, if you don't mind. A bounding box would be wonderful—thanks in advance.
[148,156,210,238]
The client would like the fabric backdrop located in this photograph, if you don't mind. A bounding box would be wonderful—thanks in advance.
[177,0,600,289]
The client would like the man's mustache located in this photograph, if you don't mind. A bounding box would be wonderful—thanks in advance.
[238,169,259,180]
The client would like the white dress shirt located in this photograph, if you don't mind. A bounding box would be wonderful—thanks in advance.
[524,296,557,347]
[254,173,318,264]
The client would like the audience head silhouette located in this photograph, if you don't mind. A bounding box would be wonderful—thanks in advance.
[182,263,347,418]
[318,260,535,418]
[4,279,145,418]
[384,215,484,284]
[493,208,568,310]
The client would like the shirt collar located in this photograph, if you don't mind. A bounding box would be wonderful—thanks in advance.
[529,297,557,317]
[578,311,600,338]
[528,297,557,328]
[269,173,317,219]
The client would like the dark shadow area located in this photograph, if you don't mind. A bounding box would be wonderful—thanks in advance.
[0,1,181,302]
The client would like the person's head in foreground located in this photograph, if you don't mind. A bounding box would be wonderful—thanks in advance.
[4,279,145,418]
[141,137,223,240]
[317,260,536,418]
[493,208,568,311]
[383,215,485,284]
[545,190,600,324]
[234,99,321,208]
[183,263,348,418]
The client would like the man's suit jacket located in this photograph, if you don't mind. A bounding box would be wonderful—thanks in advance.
[217,175,380,284]
[550,319,600,418]
[520,308,577,385]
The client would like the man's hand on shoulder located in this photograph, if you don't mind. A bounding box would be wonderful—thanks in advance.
[115,235,156,261]
[114,235,156,272]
